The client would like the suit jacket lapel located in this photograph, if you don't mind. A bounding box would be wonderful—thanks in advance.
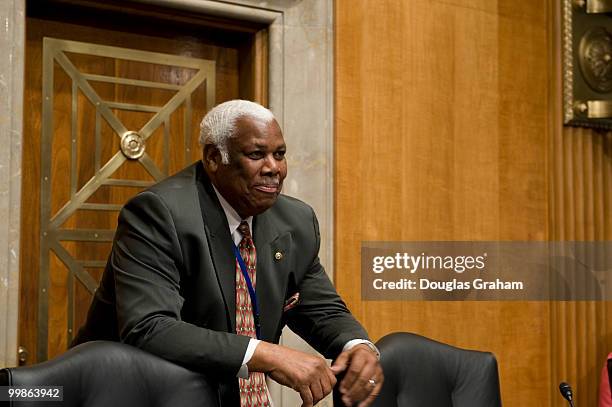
[195,163,237,333]
[253,211,291,341]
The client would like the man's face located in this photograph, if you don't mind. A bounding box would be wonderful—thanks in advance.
[207,116,287,218]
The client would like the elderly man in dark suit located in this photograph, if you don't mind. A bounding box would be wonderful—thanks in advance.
[73,100,382,407]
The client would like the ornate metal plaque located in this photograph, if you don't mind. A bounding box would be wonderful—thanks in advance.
[563,0,612,128]
[120,131,146,160]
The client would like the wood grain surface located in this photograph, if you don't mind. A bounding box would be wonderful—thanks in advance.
[334,0,611,406]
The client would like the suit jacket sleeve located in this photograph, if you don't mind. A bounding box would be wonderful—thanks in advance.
[283,206,370,359]
[112,190,250,377]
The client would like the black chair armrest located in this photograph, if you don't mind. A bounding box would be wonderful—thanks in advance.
[0,369,9,386]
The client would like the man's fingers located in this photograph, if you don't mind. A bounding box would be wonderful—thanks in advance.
[339,351,366,393]
[343,349,379,401]
[314,359,337,404]
[310,379,324,405]
[320,372,336,401]
[343,359,376,403]
[331,351,349,374]
[327,368,338,391]
[299,386,314,407]
[259,341,338,406]
[357,365,384,407]
[357,380,383,407]
[335,345,384,406]
[319,377,330,399]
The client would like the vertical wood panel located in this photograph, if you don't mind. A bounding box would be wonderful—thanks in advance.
[548,0,612,402]
[336,0,612,405]
[549,124,612,405]
[335,0,553,405]
[550,125,612,405]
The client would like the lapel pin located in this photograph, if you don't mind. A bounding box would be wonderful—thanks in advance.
[274,251,283,261]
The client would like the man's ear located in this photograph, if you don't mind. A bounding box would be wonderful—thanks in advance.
[203,144,222,172]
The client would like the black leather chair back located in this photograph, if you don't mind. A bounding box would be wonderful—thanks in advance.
[0,341,219,407]
[372,332,502,407]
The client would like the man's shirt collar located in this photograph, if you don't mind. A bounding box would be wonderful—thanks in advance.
[212,185,253,246]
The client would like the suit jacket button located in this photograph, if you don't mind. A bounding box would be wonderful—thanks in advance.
[274,251,283,260]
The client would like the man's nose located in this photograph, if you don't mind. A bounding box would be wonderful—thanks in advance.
[261,154,279,174]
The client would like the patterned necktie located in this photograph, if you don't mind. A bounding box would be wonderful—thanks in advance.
[236,221,270,407]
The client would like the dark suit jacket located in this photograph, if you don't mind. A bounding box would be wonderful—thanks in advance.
[73,162,368,404]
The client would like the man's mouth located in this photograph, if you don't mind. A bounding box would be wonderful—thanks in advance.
[254,183,280,194]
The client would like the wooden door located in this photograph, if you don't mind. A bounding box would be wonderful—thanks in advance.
[20,7,267,363]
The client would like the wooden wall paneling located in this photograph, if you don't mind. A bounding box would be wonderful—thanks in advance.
[335,0,552,405]
[549,126,612,407]
[549,0,612,403]
[20,21,43,366]
[549,127,612,406]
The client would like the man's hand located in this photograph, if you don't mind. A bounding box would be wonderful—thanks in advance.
[331,344,383,407]
[247,341,337,407]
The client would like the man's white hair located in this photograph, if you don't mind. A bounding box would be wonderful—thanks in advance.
[199,99,275,164]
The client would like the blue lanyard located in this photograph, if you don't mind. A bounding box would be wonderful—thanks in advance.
[232,243,261,340]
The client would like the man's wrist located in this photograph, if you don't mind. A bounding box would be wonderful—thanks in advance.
[237,338,261,378]
[343,339,380,360]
